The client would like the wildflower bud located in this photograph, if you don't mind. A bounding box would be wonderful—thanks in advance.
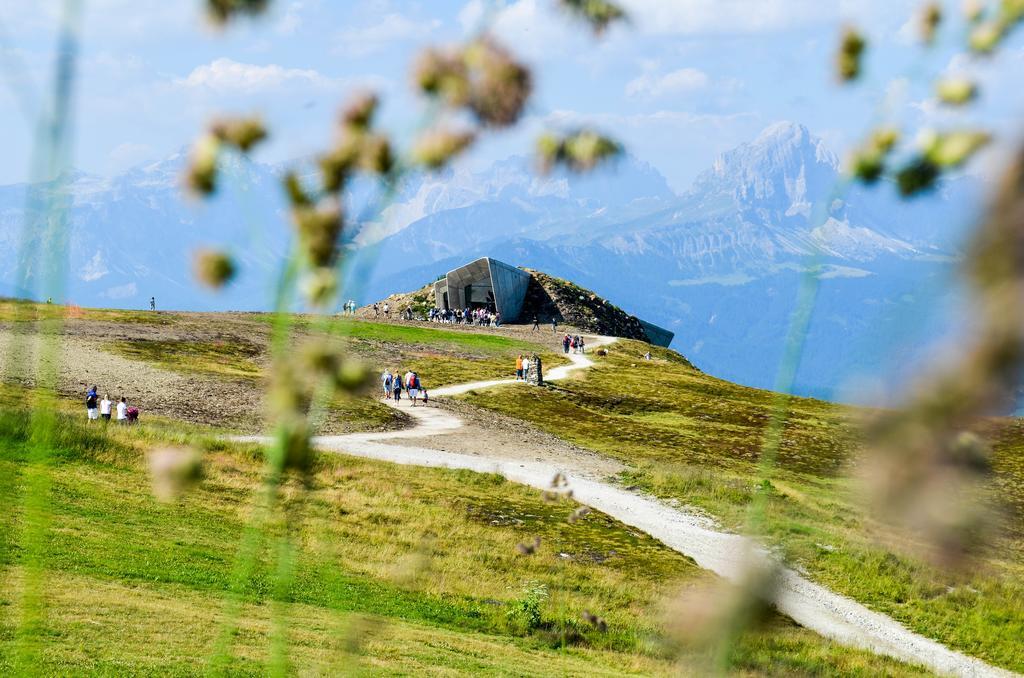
[896,158,941,196]
[969,20,1004,53]
[836,26,867,82]
[280,419,314,473]
[293,201,343,268]
[413,48,470,105]
[302,267,339,307]
[412,128,476,169]
[341,92,379,131]
[848,127,900,184]
[319,138,360,193]
[206,0,270,26]
[334,360,372,394]
[148,446,203,502]
[184,134,221,196]
[515,536,541,555]
[936,77,978,105]
[567,506,591,524]
[963,0,984,22]
[301,341,340,377]
[211,116,267,152]
[920,3,943,44]
[358,134,395,175]
[564,130,623,171]
[193,249,237,289]
[282,171,311,207]
[581,611,608,631]
[923,129,991,167]
[558,0,627,35]
[536,133,562,173]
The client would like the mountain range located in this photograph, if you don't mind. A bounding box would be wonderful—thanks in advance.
[0,122,983,400]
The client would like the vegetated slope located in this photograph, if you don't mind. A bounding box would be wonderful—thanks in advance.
[361,270,678,346]
[0,397,922,675]
[457,339,1024,673]
[0,300,562,433]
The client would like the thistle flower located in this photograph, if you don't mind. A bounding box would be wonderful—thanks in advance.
[464,38,533,128]
[319,139,361,193]
[895,158,941,196]
[184,134,221,196]
[412,128,476,169]
[558,0,627,35]
[936,77,979,105]
[836,26,867,82]
[920,2,943,44]
[282,171,312,207]
[148,446,203,502]
[211,116,268,152]
[193,249,237,289]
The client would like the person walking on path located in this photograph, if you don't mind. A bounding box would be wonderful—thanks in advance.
[515,354,524,381]
[383,303,390,318]
[551,317,558,333]
[116,397,128,425]
[100,394,112,423]
[381,369,393,400]
[407,372,420,406]
[391,373,402,402]
[532,315,539,331]
[373,303,380,317]
[150,297,156,312]
[86,386,99,423]
[578,336,586,354]
[562,334,571,354]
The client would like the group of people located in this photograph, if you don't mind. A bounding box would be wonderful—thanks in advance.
[562,334,585,354]
[371,302,391,318]
[85,385,137,425]
[427,307,501,326]
[339,300,359,315]
[380,369,428,406]
[514,354,538,381]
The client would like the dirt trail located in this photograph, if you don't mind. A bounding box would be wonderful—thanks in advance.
[236,336,1017,678]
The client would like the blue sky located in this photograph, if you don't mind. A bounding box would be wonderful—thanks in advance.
[2,0,1023,191]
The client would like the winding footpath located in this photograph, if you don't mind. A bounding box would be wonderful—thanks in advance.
[239,336,1015,677]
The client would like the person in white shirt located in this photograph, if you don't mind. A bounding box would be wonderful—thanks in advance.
[100,395,113,423]
[116,397,128,424]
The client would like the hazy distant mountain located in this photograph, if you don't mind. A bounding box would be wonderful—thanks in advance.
[0,122,982,399]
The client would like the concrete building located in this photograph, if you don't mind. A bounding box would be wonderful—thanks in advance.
[432,256,675,348]
[433,257,531,321]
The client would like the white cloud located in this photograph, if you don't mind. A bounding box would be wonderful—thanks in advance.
[335,13,442,57]
[103,282,137,300]
[175,58,333,93]
[626,67,709,98]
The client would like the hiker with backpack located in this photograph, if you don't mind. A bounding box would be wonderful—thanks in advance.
[407,371,421,406]
[381,369,393,400]
[392,372,402,402]
[562,334,571,354]
[86,386,99,423]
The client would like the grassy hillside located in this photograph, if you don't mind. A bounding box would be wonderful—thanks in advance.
[0,399,920,675]
[458,339,1024,672]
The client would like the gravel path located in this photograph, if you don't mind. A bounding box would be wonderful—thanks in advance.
[236,336,1017,678]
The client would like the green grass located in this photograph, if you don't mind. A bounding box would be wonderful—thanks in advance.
[109,338,264,379]
[0,399,923,675]
[0,298,174,325]
[458,339,1024,672]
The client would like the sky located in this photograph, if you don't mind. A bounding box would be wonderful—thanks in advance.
[2,0,1024,192]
